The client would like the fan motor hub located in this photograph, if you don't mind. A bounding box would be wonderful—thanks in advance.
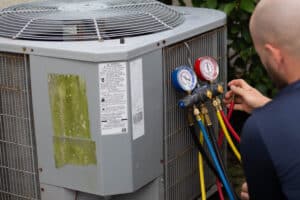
[58,1,108,12]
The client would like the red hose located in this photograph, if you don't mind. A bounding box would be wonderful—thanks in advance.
[218,101,234,145]
[216,100,235,200]
[220,110,241,143]
[216,178,225,200]
[228,100,234,119]
[217,131,225,147]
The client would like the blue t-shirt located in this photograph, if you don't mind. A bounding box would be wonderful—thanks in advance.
[241,80,300,200]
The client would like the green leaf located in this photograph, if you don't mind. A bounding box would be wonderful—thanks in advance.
[240,0,255,13]
[255,83,268,95]
[241,28,252,43]
[207,0,217,8]
[192,0,202,7]
[219,3,226,11]
[240,48,253,61]
[230,24,240,34]
[223,3,236,15]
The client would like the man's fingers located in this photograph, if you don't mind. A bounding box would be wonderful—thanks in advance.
[228,79,252,90]
[241,191,250,200]
[234,96,244,104]
[240,182,249,200]
[223,91,235,105]
[224,90,233,99]
[233,104,244,112]
[230,85,247,98]
[241,182,248,192]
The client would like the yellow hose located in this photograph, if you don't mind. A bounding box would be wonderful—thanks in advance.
[216,110,241,162]
[198,115,206,200]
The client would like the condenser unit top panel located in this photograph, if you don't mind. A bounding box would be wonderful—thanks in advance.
[0,6,226,62]
[0,0,184,41]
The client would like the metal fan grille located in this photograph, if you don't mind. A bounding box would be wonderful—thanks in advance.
[163,26,227,200]
[0,0,184,41]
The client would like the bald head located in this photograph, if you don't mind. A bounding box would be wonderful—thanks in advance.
[250,0,300,56]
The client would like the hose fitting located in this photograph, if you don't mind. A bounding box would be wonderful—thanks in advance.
[210,82,224,98]
[193,106,201,121]
[200,104,212,126]
[212,98,222,111]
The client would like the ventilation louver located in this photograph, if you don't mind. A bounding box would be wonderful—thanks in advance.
[0,0,184,41]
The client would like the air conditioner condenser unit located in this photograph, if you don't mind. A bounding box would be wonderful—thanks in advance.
[0,1,227,200]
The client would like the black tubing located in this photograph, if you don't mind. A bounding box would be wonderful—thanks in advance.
[206,125,241,200]
[188,124,221,181]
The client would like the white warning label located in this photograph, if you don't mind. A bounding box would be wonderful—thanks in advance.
[99,62,128,135]
[130,58,145,140]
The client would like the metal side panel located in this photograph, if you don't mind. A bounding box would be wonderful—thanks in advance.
[30,55,103,195]
[30,50,164,196]
[162,26,227,200]
[129,49,164,191]
[0,52,41,200]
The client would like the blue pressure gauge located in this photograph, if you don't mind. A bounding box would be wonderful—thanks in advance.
[172,66,198,92]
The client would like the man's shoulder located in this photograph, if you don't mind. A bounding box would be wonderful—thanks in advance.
[241,103,278,145]
[242,90,300,155]
[241,113,262,143]
[250,91,297,123]
[258,87,300,113]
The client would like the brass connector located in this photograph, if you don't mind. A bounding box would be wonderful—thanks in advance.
[200,104,212,126]
[207,90,213,100]
[193,106,201,121]
[200,104,207,114]
[193,107,200,116]
[212,98,222,111]
[216,97,223,111]
[217,84,224,94]
[212,99,219,109]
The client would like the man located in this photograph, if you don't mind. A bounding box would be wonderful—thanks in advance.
[224,0,300,199]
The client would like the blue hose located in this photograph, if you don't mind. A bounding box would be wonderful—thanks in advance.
[197,119,235,200]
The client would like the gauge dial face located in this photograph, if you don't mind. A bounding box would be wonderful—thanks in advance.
[176,67,197,92]
[194,57,219,81]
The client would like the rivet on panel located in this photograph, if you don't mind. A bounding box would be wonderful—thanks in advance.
[120,38,125,44]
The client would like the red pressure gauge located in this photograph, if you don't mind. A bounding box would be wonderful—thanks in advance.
[194,56,219,82]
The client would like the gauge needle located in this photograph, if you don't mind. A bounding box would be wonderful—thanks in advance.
[183,75,191,81]
[206,63,212,72]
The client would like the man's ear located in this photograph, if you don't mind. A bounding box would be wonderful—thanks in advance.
[264,43,283,66]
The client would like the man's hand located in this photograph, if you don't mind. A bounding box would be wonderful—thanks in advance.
[241,182,250,200]
[223,79,271,114]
